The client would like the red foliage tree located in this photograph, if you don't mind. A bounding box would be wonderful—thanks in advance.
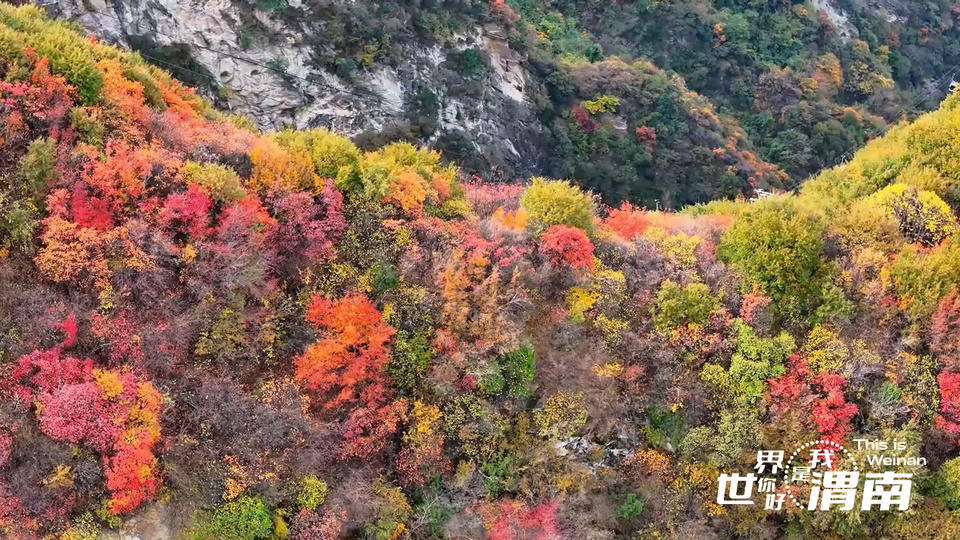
[79,140,161,207]
[931,290,960,371]
[158,183,213,238]
[339,400,407,460]
[768,355,858,443]
[296,293,395,407]
[71,183,114,230]
[0,52,73,135]
[6,345,163,514]
[483,499,561,540]
[289,507,347,540]
[37,381,119,452]
[463,179,524,216]
[0,481,41,539]
[59,312,78,348]
[635,126,657,152]
[810,372,858,443]
[571,105,597,133]
[739,288,772,326]
[396,437,445,487]
[8,346,92,404]
[603,202,649,241]
[99,58,151,133]
[182,194,279,299]
[267,182,346,267]
[936,372,960,443]
[0,428,12,469]
[90,310,144,365]
[539,225,594,270]
[103,377,162,514]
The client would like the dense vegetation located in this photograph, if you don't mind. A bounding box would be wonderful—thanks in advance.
[206,0,960,207]
[509,0,960,183]
[7,4,960,539]
[176,0,789,207]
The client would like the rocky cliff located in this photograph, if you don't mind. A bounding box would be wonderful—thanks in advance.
[57,0,547,176]
[53,0,938,208]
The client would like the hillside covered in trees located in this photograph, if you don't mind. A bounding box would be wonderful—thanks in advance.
[60,0,960,208]
[6,4,960,540]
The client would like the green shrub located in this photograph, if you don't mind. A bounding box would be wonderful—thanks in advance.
[478,368,506,397]
[732,321,795,367]
[931,457,960,512]
[181,161,246,204]
[1,138,49,250]
[256,0,288,12]
[652,280,718,333]
[266,57,289,77]
[450,48,487,77]
[371,263,399,294]
[643,406,687,450]
[717,197,831,325]
[0,6,104,104]
[59,513,100,540]
[192,496,273,540]
[615,493,644,521]
[581,94,620,114]
[885,236,960,320]
[272,128,361,187]
[406,87,440,136]
[0,203,36,253]
[534,391,587,439]
[296,476,328,512]
[122,64,167,109]
[335,57,357,78]
[499,344,535,398]
[711,404,762,466]
[387,332,432,394]
[520,177,595,235]
[19,137,58,195]
[701,321,791,407]
[429,197,472,220]
[69,107,105,149]
[875,381,902,404]
[365,482,412,540]
[412,499,452,538]
[31,29,104,105]
[480,454,518,497]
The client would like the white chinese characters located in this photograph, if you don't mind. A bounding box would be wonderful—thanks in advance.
[716,442,915,512]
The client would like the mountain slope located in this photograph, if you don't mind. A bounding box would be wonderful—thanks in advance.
[4,4,960,540]
[57,0,960,205]
[56,0,791,207]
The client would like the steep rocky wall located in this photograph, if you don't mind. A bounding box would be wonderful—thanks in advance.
[56,0,545,175]
[812,0,858,41]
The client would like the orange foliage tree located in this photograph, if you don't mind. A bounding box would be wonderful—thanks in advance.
[294,293,406,458]
[603,202,649,241]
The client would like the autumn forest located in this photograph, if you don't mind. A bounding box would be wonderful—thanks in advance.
[4,3,960,540]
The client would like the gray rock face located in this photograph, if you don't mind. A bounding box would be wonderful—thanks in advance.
[107,503,173,539]
[55,0,546,175]
[810,0,859,42]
